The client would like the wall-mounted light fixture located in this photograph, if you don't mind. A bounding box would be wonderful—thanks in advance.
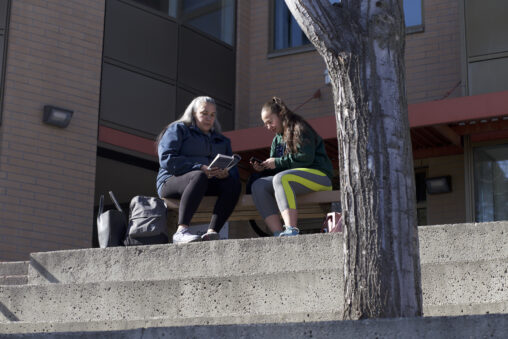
[43,105,73,128]
[425,176,452,194]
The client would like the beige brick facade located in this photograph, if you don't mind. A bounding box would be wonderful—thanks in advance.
[405,0,462,103]
[0,0,105,260]
[236,0,463,126]
[236,0,335,129]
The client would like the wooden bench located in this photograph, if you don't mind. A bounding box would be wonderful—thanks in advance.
[163,190,340,224]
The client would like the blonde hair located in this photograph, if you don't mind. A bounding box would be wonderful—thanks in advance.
[157,96,221,147]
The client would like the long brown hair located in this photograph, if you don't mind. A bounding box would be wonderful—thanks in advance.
[262,97,315,154]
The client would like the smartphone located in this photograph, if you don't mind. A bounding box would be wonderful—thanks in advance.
[249,156,263,164]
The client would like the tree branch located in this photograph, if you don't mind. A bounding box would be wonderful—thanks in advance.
[285,0,356,55]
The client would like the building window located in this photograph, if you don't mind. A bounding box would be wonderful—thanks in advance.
[403,0,423,33]
[474,143,508,222]
[131,0,178,17]
[270,0,423,54]
[272,0,310,52]
[130,0,235,45]
[180,0,235,46]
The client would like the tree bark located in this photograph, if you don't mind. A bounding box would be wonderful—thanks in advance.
[285,0,422,319]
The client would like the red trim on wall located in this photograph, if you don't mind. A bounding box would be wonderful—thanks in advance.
[412,145,464,159]
[409,90,508,127]
[471,130,508,143]
[98,91,508,155]
[225,91,508,152]
[98,126,157,157]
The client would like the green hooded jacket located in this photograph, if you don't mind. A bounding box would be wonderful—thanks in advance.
[270,126,334,180]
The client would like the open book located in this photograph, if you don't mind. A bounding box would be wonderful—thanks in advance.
[207,154,241,170]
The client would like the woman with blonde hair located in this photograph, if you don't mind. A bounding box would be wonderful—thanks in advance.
[156,96,241,243]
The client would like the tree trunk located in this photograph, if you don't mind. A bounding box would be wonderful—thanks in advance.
[285,0,422,319]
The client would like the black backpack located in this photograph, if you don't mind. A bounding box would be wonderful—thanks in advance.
[124,196,169,246]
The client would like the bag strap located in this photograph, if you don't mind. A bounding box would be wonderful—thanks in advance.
[97,194,104,224]
[322,214,332,228]
[108,191,123,213]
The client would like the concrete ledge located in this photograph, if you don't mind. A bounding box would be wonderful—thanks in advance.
[28,234,343,284]
[0,262,28,276]
[418,221,508,264]
[28,221,508,285]
[1,314,507,338]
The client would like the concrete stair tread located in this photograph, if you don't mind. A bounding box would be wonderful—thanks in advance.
[0,311,344,334]
[0,314,507,338]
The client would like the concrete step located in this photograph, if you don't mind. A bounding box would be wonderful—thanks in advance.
[1,257,507,325]
[0,312,507,338]
[418,221,508,264]
[0,268,343,324]
[0,261,28,286]
[28,233,344,285]
[27,221,508,285]
[0,221,505,334]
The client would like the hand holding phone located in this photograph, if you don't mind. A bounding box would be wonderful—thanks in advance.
[250,157,265,172]
[249,156,263,164]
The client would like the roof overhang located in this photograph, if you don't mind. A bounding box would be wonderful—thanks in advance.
[98,90,508,174]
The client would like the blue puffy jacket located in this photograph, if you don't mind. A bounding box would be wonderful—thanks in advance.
[156,122,239,196]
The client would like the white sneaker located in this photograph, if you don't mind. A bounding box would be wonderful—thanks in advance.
[201,230,220,241]
[172,228,201,244]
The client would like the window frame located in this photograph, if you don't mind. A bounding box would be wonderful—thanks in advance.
[471,139,508,222]
[267,0,424,58]
[404,0,424,34]
[267,0,314,58]
[126,0,236,47]
[0,0,11,125]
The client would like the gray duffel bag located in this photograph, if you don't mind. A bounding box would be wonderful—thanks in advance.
[124,196,169,245]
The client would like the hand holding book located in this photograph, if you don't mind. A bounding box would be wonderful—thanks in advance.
[207,154,241,170]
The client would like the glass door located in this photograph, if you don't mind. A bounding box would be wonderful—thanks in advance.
[473,143,508,222]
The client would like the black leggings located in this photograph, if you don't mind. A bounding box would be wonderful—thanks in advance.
[159,170,241,232]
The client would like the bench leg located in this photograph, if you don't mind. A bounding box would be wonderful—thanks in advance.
[166,210,178,237]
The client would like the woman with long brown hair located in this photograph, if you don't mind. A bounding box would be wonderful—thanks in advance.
[250,97,334,236]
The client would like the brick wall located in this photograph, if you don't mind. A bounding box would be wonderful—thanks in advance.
[236,0,335,129]
[235,0,251,128]
[405,0,462,103]
[237,0,463,127]
[0,0,105,260]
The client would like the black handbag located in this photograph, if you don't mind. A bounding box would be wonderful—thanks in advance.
[97,191,127,248]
